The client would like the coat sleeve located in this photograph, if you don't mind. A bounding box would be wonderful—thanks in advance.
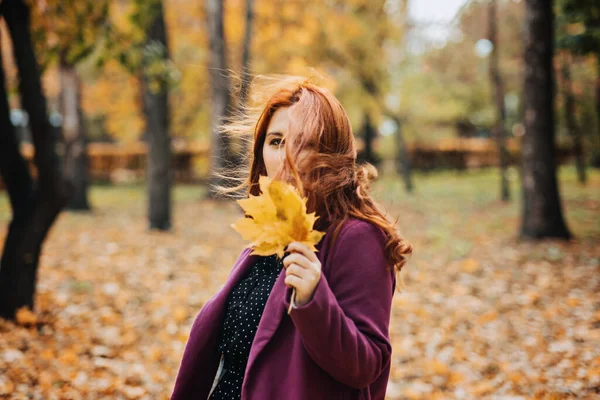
[282,220,396,389]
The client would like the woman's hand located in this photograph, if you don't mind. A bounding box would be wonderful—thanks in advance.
[283,242,322,307]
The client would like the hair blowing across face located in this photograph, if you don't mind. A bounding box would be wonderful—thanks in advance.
[213,75,412,285]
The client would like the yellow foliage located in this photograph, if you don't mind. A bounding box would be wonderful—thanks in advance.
[460,258,480,273]
[15,306,37,326]
[40,349,55,361]
[58,349,79,366]
[477,310,499,325]
[0,379,14,396]
[172,306,188,323]
[231,175,326,259]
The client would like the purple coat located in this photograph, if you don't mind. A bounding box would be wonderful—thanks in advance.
[171,218,396,400]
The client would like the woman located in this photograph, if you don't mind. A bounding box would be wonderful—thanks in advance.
[171,76,412,400]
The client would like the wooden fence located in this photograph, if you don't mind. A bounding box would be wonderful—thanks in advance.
[407,138,573,170]
[12,141,209,186]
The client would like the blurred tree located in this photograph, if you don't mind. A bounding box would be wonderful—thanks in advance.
[556,3,588,183]
[414,0,525,140]
[520,0,571,239]
[0,0,69,320]
[59,55,91,210]
[206,0,235,198]
[393,0,414,193]
[323,1,390,168]
[28,0,111,211]
[359,113,379,166]
[488,0,510,201]
[560,53,586,183]
[239,0,255,110]
[137,0,173,230]
[414,0,595,153]
[233,0,256,166]
[302,0,396,168]
[80,0,182,143]
[89,0,178,228]
[241,0,412,185]
[557,0,600,166]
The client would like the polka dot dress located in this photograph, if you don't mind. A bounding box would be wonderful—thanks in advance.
[209,254,283,400]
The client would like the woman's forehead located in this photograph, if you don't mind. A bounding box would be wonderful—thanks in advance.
[267,107,291,136]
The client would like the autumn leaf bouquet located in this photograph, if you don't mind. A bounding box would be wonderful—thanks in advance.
[231,175,326,314]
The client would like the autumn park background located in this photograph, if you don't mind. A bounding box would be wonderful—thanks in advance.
[0,0,599,398]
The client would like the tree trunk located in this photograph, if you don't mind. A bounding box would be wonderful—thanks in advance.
[520,0,571,240]
[392,116,413,192]
[593,56,600,167]
[0,0,69,320]
[488,0,510,202]
[561,53,586,184]
[234,0,255,166]
[396,0,414,193]
[206,0,234,198]
[141,1,172,230]
[59,56,91,210]
[358,112,379,167]
[239,0,255,109]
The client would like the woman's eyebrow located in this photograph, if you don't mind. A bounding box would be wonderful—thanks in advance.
[266,131,283,138]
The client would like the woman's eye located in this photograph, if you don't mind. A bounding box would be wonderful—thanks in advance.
[271,138,283,146]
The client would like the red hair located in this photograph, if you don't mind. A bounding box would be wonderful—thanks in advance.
[214,75,412,284]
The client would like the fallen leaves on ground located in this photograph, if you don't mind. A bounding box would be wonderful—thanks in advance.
[0,169,598,399]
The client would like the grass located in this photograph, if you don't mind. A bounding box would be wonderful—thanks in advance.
[373,165,600,243]
[1,165,598,241]
[0,183,205,224]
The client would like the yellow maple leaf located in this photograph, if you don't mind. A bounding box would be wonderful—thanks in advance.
[231,175,326,259]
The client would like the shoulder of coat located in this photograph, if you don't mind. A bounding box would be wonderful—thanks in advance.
[338,218,385,242]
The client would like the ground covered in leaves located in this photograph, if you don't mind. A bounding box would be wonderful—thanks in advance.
[0,166,598,399]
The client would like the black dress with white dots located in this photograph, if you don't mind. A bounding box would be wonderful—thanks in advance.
[209,254,284,400]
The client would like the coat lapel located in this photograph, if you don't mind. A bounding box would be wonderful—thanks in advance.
[217,248,260,304]
[200,248,261,332]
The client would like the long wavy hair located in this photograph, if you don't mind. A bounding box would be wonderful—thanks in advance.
[213,75,412,283]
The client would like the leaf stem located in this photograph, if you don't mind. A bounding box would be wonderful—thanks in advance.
[287,288,296,314]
